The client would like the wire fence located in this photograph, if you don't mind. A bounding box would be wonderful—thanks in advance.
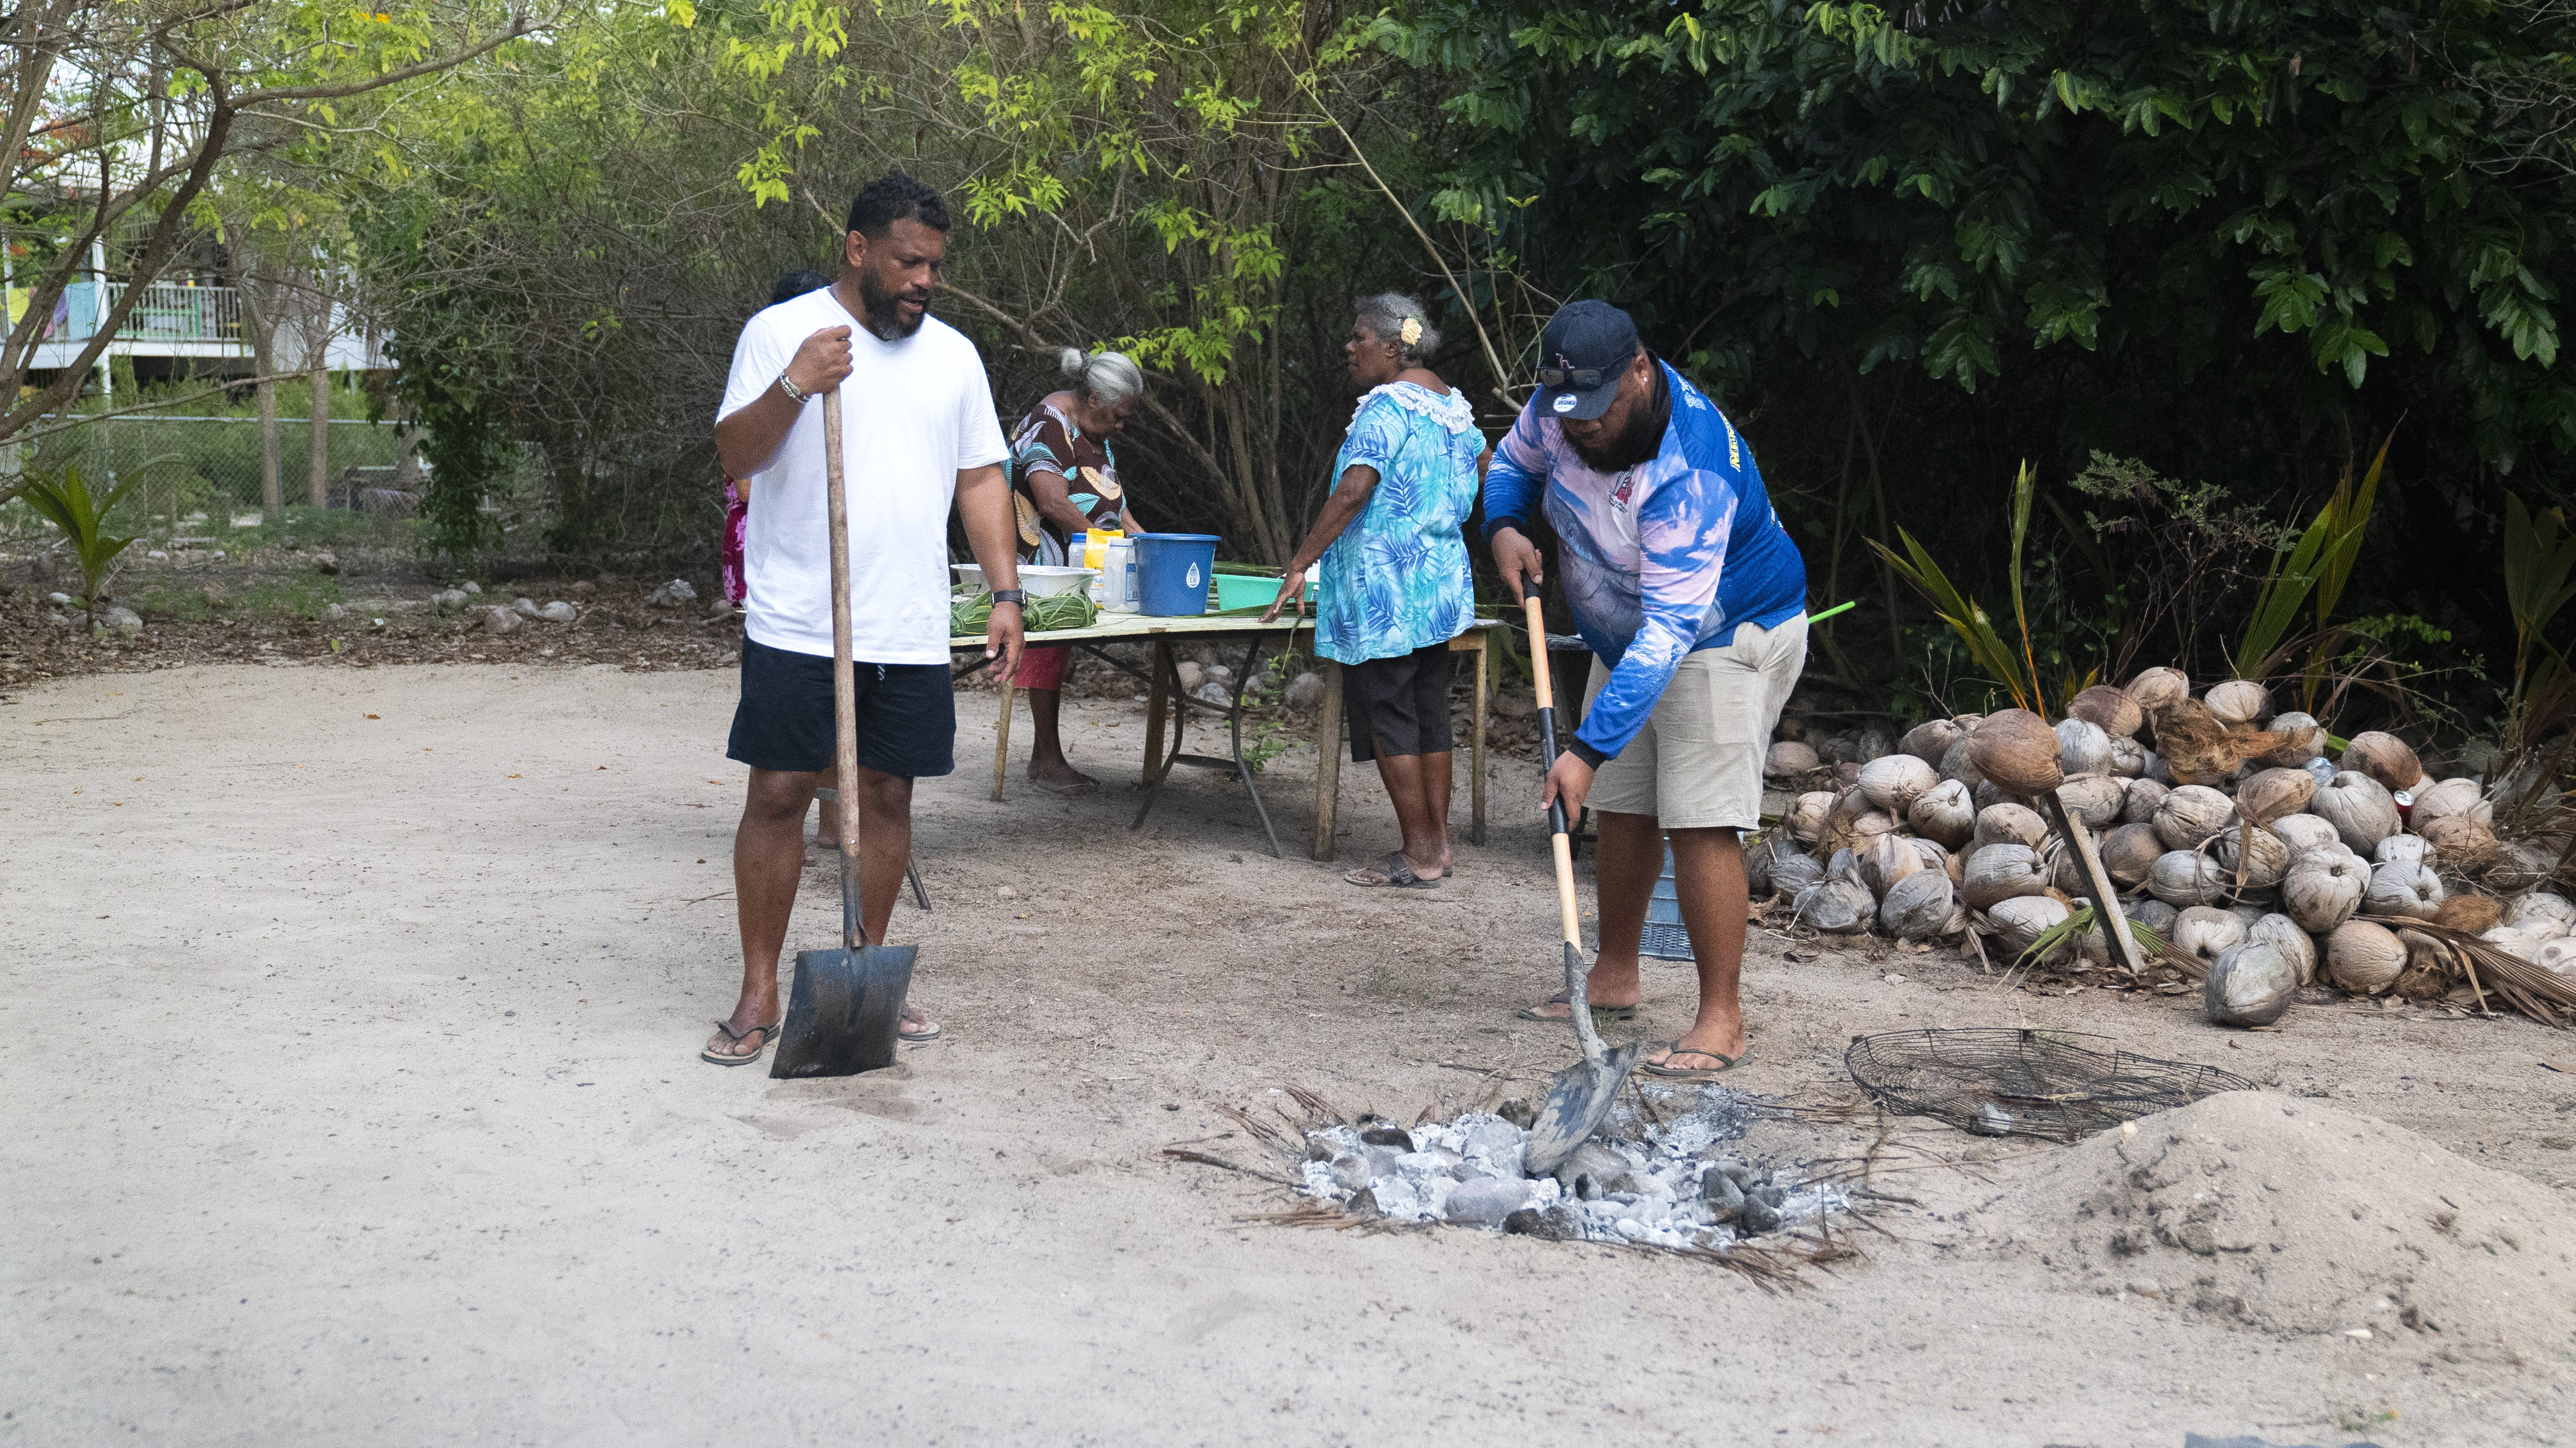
[5,413,419,538]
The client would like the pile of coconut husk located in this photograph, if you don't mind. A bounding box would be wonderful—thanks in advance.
[1757,670,2576,1028]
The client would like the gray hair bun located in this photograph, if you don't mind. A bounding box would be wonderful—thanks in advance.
[1356,293,1440,364]
[1057,347,1147,407]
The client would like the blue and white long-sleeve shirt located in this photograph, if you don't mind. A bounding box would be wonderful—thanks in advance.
[1482,360,1808,764]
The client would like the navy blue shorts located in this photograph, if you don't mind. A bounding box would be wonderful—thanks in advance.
[725,637,956,779]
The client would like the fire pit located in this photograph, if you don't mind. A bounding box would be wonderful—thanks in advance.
[1290,1088,1847,1249]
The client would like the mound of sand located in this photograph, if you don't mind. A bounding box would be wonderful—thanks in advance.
[1992,1090,2576,1365]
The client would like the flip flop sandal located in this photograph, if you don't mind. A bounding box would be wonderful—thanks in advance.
[898,1017,943,1044]
[1514,992,1636,1023]
[1639,1042,1750,1080]
[1346,851,1440,890]
[701,1017,783,1067]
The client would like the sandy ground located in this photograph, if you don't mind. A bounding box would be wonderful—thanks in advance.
[5,662,2573,1446]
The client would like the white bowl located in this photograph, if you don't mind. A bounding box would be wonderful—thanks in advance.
[951,564,984,590]
[1018,565,1098,598]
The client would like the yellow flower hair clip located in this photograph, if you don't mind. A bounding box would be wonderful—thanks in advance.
[1397,316,1422,347]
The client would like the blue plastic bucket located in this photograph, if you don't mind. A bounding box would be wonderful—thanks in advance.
[1134,533,1220,616]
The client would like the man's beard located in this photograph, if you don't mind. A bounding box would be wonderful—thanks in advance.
[857,268,929,341]
[1566,399,1662,473]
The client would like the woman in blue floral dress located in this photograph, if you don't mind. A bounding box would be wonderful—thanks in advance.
[1263,293,1484,888]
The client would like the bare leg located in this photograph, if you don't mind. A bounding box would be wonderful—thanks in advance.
[1420,748,1454,873]
[1521,809,1659,1016]
[1358,749,1447,880]
[1648,826,1749,1067]
[1024,688,1097,788]
[710,767,821,1058]
[851,765,939,1037]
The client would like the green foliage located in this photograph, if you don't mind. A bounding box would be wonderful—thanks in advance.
[2063,454,2291,682]
[1871,463,2047,715]
[2233,433,2385,687]
[15,462,157,607]
[127,573,348,623]
[2502,493,2576,698]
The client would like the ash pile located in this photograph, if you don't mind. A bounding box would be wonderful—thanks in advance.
[1295,1091,1842,1248]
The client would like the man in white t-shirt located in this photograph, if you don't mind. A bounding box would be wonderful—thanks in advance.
[701,172,1026,1066]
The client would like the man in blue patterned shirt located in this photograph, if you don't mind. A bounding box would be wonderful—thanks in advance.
[1484,301,1809,1079]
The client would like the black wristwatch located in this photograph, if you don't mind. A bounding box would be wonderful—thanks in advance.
[988,588,1027,607]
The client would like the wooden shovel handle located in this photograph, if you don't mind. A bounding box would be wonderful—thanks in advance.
[1523,592,1583,955]
[823,389,862,946]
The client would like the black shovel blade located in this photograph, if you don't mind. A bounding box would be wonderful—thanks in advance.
[769,944,916,1079]
[1520,1040,1642,1176]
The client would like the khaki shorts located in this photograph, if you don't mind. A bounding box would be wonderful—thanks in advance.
[1581,615,1808,831]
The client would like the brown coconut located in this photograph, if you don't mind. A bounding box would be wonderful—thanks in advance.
[1857,832,1925,898]
[2153,785,2238,851]
[2125,666,2189,714]
[1764,740,1821,777]
[2122,777,2170,825]
[1907,779,1976,849]
[1987,894,2072,961]
[1968,709,2064,797]
[2213,822,2293,889]
[2148,850,2229,906]
[1897,719,1963,766]
[2307,771,2400,853]
[2410,777,2492,832]
[1973,802,2049,852]
[2067,685,2143,740]
[1857,754,1939,814]
[1937,734,1984,788]
[2102,822,2165,888]
[2283,850,2369,932]
[2268,813,2343,859]
[1792,879,1875,934]
[2326,919,2407,993]
[2365,859,2445,920]
[2235,767,2318,824]
[2206,938,2298,1026]
[2260,711,2327,766]
[2203,679,2270,726]
[2340,731,2421,794]
[1784,790,1837,846]
[1878,870,1957,941]
[2173,905,2248,972]
[1962,844,2053,910]
[2248,912,2318,986]
[2055,773,2128,831]
[2433,893,2504,935]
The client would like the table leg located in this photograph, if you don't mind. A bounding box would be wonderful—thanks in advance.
[990,682,1015,802]
[1311,659,1343,860]
[1142,638,1171,785]
[1471,630,1489,845]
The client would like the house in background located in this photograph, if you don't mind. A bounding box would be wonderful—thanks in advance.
[21,273,383,388]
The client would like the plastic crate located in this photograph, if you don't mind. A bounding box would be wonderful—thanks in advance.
[1642,844,1693,961]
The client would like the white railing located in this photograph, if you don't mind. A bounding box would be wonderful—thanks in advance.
[98,281,241,343]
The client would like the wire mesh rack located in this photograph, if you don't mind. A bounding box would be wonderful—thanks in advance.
[1844,1028,2256,1142]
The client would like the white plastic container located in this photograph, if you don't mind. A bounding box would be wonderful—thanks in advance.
[1017,565,1098,598]
[1098,538,1140,613]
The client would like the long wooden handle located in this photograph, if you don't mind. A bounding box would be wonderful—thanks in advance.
[823,389,862,948]
[2043,790,2144,977]
[1526,595,1582,951]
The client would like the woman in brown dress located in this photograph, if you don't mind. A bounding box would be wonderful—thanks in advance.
[1008,348,1148,789]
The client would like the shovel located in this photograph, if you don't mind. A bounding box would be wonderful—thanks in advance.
[1516,578,1640,1176]
[772,387,916,1079]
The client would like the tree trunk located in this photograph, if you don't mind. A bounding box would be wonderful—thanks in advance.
[307,359,331,508]
[251,307,281,521]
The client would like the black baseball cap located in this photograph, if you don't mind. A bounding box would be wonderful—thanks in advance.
[1532,300,1641,422]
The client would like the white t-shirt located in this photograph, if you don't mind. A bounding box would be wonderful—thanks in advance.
[717,288,1008,663]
